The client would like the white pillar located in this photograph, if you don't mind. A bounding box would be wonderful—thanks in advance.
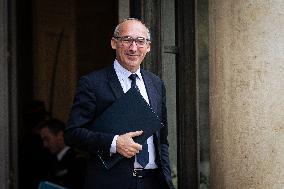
[209,0,284,188]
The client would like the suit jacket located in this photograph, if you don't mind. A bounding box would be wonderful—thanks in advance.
[64,64,175,189]
[48,148,86,189]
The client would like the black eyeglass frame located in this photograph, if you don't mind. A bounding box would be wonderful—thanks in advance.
[113,36,151,47]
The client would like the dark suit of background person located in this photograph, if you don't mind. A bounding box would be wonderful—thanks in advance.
[47,147,86,189]
[64,18,175,189]
[18,101,54,189]
[40,119,86,189]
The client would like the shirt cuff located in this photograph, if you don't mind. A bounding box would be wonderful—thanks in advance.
[110,135,119,154]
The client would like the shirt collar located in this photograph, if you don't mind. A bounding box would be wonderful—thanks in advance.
[114,60,142,80]
[57,146,70,161]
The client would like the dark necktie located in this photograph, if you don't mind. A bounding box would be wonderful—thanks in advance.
[129,74,138,89]
[128,74,149,168]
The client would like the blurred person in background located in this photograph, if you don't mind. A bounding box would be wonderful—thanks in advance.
[39,119,87,189]
[18,101,54,189]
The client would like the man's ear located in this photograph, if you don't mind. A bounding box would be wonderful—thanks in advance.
[57,131,64,137]
[146,43,151,53]
[111,38,117,50]
[58,131,65,141]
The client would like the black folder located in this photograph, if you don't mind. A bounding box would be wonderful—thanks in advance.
[38,181,68,189]
[89,87,163,169]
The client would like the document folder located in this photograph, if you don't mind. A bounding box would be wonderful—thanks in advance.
[89,87,163,169]
[38,181,68,189]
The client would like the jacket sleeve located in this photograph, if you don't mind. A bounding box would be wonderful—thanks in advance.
[160,82,175,189]
[64,76,115,154]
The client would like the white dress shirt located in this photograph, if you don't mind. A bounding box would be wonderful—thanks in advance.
[57,146,70,161]
[110,60,157,169]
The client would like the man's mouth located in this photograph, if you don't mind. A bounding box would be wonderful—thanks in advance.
[126,53,139,60]
[126,53,139,57]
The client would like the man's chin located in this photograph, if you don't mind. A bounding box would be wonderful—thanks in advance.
[124,63,140,72]
[126,60,140,66]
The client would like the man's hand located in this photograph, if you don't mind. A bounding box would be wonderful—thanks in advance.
[116,131,143,158]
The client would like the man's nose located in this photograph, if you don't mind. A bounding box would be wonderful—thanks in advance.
[129,41,138,51]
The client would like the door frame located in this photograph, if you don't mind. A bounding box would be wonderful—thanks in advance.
[0,0,19,188]
[176,0,199,188]
[0,0,10,186]
[0,0,199,188]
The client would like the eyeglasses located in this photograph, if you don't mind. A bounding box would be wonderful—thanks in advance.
[114,36,151,48]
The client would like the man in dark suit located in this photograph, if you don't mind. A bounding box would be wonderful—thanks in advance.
[40,119,86,189]
[64,18,175,189]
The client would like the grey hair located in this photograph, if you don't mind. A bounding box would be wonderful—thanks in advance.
[113,18,151,41]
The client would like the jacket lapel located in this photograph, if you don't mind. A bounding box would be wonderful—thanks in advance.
[142,70,161,147]
[107,66,124,99]
[141,70,159,114]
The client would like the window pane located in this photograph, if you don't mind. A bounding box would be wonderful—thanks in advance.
[197,0,210,188]
[161,0,177,188]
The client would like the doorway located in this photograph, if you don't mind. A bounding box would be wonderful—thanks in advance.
[17,1,118,188]
[2,0,210,188]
